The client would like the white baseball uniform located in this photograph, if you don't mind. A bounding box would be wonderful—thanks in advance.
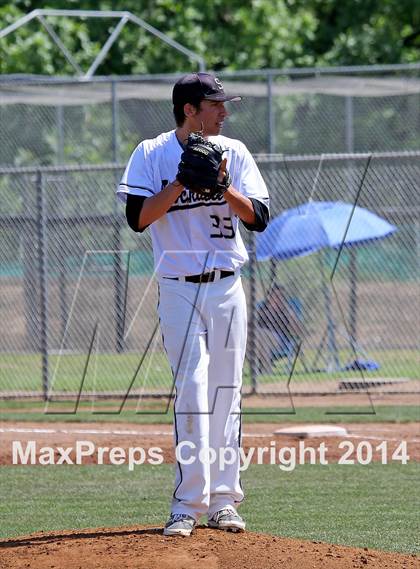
[117,129,269,520]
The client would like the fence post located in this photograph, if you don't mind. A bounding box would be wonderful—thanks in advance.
[349,248,358,347]
[56,105,64,165]
[36,170,49,399]
[23,221,38,350]
[345,95,358,345]
[248,233,258,394]
[111,81,125,353]
[345,95,354,153]
[111,80,119,163]
[267,72,276,154]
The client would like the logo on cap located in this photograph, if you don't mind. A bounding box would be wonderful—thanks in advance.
[214,78,223,91]
[172,72,241,106]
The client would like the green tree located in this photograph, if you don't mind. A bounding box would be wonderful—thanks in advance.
[298,0,420,64]
[1,0,417,75]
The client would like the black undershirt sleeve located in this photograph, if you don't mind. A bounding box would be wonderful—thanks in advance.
[241,198,269,232]
[125,194,148,233]
[126,194,268,234]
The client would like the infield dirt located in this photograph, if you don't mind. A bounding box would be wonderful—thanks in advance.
[1,525,419,569]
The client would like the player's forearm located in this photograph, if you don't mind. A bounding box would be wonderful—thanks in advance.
[138,181,184,229]
[223,186,256,225]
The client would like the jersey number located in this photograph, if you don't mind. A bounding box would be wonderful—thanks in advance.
[210,215,235,239]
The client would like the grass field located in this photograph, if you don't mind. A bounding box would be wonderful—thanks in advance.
[0,349,418,393]
[0,464,418,554]
[1,350,418,557]
[1,401,419,423]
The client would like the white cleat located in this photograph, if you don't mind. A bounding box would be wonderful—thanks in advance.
[163,513,196,537]
[208,507,246,532]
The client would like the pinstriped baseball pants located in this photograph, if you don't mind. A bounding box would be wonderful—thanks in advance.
[158,272,247,520]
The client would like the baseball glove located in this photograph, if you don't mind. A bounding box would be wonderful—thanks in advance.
[177,132,231,197]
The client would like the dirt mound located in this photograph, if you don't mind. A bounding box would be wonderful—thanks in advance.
[1,525,418,569]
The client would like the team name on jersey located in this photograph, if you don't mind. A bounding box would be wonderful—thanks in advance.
[161,179,226,212]
[168,189,226,212]
[177,189,224,205]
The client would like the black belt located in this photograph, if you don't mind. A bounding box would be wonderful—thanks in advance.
[163,269,235,283]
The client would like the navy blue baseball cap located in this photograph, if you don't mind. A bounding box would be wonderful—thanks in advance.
[172,72,242,106]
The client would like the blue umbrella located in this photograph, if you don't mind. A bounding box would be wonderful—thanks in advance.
[256,200,397,371]
[256,201,397,262]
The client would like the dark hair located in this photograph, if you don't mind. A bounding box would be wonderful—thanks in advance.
[173,98,202,127]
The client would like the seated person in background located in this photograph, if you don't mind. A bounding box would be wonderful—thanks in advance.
[255,283,303,374]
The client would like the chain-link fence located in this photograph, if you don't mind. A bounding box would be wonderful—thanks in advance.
[0,153,418,399]
[253,152,419,395]
[1,65,420,167]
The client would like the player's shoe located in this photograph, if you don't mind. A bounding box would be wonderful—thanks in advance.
[163,513,196,537]
[208,507,246,532]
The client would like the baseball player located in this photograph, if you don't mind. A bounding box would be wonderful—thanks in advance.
[117,72,269,537]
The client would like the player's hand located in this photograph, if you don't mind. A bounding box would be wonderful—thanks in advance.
[218,158,227,182]
[218,158,231,191]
